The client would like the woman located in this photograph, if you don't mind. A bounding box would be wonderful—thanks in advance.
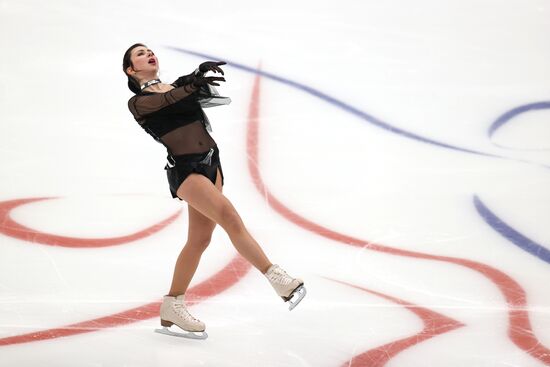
[123,43,306,339]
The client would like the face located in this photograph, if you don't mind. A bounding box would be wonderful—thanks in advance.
[126,46,159,77]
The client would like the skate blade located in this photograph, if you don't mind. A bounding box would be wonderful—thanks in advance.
[154,326,208,340]
[287,285,307,311]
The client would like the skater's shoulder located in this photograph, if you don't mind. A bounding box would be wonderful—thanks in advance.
[127,93,144,109]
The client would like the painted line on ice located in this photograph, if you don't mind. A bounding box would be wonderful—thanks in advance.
[474,195,550,265]
[488,101,550,151]
[327,278,464,367]
[0,197,181,248]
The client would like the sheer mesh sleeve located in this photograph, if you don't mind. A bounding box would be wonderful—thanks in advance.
[171,73,231,108]
[170,73,195,88]
[128,85,196,122]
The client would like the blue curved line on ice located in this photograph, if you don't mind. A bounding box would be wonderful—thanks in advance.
[488,101,550,151]
[474,195,550,265]
[166,46,550,169]
[488,101,550,137]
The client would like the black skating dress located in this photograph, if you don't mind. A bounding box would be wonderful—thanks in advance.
[127,73,231,200]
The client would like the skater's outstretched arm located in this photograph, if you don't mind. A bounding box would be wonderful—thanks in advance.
[128,75,225,122]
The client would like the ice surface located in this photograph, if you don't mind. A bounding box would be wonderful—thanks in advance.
[0,0,549,366]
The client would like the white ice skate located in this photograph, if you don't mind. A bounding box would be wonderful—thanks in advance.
[154,295,208,340]
[265,264,306,310]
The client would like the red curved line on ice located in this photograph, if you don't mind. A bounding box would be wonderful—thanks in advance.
[326,279,464,367]
[246,71,550,365]
[0,197,181,248]
[0,255,251,346]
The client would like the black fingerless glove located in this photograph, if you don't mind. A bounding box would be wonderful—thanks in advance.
[196,61,227,76]
[191,75,226,88]
[182,75,226,92]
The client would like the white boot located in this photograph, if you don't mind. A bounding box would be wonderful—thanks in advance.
[264,264,306,310]
[155,294,208,339]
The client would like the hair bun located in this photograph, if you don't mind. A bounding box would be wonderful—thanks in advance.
[127,76,141,94]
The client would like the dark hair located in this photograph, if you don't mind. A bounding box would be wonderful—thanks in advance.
[123,43,147,94]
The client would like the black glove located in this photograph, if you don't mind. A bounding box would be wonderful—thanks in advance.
[197,61,226,75]
[191,75,226,88]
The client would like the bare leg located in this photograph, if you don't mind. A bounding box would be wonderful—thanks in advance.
[167,169,222,296]
[167,205,217,296]
[176,169,272,275]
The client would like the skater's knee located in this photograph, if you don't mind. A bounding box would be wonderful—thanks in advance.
[186,235,212,253]
[218,204,244,234]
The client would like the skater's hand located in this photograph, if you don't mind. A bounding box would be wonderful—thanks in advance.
[198,61,226,75]
[191,75,226,88]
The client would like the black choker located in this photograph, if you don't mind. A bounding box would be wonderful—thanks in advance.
[141,79,161,90]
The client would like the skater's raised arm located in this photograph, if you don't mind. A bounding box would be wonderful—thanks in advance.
[170,73,197,88]
[128,74,225,122]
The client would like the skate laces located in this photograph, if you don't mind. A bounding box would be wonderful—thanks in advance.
[173,300,200,323]
[268,266,293,286]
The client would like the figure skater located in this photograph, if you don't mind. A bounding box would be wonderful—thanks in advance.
[123,43,306,339]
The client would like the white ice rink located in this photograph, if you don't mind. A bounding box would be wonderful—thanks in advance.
[1,0,550,366]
